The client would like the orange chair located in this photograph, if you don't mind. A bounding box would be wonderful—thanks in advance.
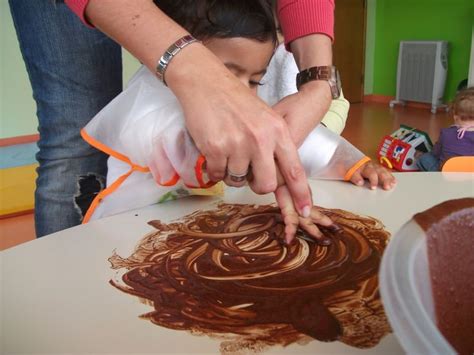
[441,156,474,172]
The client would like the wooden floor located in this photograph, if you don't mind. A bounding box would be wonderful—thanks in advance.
[0,212,36,250]
[342,102,451,160]
[0,102,451,251]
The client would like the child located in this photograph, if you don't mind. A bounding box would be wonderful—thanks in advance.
[417,87,474,171]
[81,0,395,244]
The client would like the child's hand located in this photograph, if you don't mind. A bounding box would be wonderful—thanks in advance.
[350,161,396,190]
[274,184,338,245]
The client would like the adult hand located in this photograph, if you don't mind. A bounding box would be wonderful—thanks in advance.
[273,80,332,146]
[167,44,312,216]
[86,0,313,215]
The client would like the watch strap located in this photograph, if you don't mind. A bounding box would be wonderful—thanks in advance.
[296,66,340,99]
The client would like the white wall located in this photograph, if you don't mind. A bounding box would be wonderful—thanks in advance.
[468,25,474,87]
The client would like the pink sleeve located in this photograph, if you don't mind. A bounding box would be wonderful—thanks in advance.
[278,0,335,48]
[65,0,94,28]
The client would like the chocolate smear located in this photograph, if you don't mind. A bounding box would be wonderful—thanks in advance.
[109,204,391,353]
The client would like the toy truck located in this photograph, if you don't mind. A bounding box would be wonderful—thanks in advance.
[377,125,433,171]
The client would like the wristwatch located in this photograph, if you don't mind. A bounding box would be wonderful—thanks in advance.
[296,66,341,99]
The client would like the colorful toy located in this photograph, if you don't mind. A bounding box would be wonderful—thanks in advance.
[377,125,433,171]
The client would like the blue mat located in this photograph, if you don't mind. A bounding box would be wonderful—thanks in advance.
[0,143,38,169]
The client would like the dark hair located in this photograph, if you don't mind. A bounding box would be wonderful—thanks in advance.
[153,0,277,44]
[453,87,474,121]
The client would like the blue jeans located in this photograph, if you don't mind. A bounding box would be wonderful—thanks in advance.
[9,0,122,236]
[416,152,440,171]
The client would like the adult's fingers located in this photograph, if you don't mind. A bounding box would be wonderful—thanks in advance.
[224,155,251,188]
[205,155,227,182]
[248,145,278,194]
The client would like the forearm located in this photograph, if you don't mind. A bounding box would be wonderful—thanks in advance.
[85,0,188,72]
[276,0,335,144]
[290,33,333,70]
[86,1,233,105]
[288,35,334,145]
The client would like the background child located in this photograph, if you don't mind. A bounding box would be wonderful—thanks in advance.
[82,0,395,244]
[417,87,474,171]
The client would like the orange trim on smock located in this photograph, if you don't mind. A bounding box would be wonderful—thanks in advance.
[82,169,133,224]
[195,155,217,188]
[344,156,371,181]
[80,129,180,223]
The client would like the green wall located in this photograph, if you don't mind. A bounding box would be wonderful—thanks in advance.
[373,0,474,100]
[1,1,37,139]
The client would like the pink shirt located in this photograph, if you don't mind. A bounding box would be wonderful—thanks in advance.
[65,0,91,28]
[65,0,335,45]
[277,0,334,44]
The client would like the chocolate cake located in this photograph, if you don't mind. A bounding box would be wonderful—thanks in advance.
[109,203,391,353]
[414,198,474,355]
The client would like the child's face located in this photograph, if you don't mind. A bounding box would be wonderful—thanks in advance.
[204,37,275,94]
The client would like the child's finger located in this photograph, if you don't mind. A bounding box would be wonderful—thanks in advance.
[362,164,378,190]
[310,208,334,227]
[306,208,336,245]
[275,185,299,244]
[368,171,379,190]
[281,202,299,244]
[299,217,332,245]
[350,170,365,186]
[378,168,397,190]
[283,216,299,245]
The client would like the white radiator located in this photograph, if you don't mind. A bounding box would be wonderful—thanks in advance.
[390,41,448,113]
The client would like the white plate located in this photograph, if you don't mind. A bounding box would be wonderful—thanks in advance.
[379,219,455,354]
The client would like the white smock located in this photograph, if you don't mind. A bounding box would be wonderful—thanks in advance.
[82,61,367,222]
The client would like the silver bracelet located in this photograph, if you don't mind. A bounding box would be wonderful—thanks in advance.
[155,35,198,86]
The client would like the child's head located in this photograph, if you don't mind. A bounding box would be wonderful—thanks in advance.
[154,0,277,92]
[453,87,474,124]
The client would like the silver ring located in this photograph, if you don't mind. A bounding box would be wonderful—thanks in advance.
[227,170,248,183]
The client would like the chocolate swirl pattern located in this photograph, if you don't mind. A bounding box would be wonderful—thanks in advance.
[109,204,391,353]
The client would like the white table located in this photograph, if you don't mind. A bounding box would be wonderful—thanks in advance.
[2,172,473,354]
